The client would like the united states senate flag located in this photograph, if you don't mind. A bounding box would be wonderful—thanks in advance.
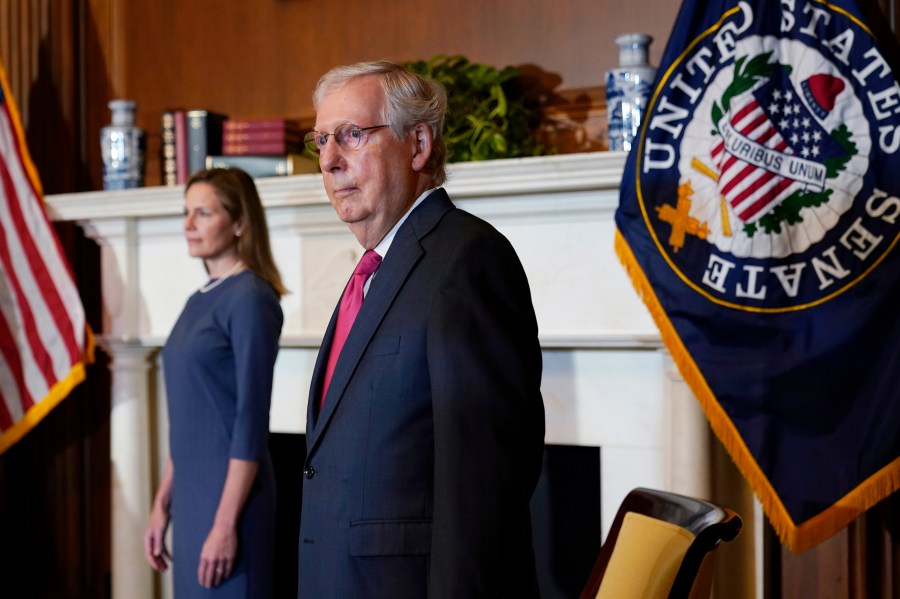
[615,0,900,551]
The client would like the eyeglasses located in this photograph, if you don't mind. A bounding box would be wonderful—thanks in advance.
[303,123,390,154]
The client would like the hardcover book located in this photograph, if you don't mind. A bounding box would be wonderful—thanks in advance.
[174,109,189,184]
[222,118,302,133]
[187,109,228,176]
[223,129,303,144]
[222,139,305,156]
[161,110,177,186]
[205,153,319,178]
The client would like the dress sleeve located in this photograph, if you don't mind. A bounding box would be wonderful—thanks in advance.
[227,279,284,461]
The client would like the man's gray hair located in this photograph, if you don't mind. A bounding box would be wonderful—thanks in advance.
[313,60,448,185]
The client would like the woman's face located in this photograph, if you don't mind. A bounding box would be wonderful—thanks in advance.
[183,182,240,262]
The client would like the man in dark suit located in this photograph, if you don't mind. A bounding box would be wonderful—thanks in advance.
[298,60,545,599]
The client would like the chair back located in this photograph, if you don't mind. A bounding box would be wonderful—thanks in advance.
[579,487,742,599]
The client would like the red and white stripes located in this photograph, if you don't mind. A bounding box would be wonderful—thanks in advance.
[0,63,91,452]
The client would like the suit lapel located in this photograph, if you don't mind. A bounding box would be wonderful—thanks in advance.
[307,189,454,453]
[306,305,339,431]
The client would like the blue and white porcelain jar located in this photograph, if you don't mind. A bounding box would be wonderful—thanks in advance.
[100,99,146,190]
[605,33,657,152]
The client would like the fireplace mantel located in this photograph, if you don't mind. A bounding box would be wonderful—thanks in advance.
[47,151,627,220]
[47,152,661,350]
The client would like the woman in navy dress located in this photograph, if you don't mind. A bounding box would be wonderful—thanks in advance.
[144,168,286,597]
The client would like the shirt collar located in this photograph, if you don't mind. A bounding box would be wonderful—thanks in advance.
[373,187,438,259]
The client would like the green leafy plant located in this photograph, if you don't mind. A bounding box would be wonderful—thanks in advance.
[405,55,543,163]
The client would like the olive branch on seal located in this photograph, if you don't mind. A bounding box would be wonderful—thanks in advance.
[711,51,787,129]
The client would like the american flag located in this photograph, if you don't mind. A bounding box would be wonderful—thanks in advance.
[711,68,846,224]
[0,59,93,453]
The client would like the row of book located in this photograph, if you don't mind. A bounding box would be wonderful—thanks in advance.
[161,111,318,184]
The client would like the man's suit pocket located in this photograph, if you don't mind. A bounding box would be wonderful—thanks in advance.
[368,335,401,356]
[348,519,432,556]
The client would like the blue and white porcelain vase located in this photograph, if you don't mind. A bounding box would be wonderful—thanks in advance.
[100,99,146,190]
[605,33,657,152]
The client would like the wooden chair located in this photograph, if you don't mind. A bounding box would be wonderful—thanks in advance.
[579,487,743,599]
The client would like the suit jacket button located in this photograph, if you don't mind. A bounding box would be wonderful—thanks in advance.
[303,466,315,479]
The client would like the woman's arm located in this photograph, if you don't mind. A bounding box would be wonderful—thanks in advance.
[197,279,282,588]
[144,457,174,571]
[197,458,259,588]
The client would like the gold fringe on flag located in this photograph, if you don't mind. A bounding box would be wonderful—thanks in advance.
[0,327,95,455]
[614,228,900,553]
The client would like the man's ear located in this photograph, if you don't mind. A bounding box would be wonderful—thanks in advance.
[410,123,433,172]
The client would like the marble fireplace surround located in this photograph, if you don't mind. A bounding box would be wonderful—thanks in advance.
[47,151,712,598]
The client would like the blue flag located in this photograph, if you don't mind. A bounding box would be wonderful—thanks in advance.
[615,0,900,551]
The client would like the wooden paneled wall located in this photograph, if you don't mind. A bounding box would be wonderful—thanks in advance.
[0,0,84,194]
[12,0,681,191]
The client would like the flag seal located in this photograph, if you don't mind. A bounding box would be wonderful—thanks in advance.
[636,1,899,313]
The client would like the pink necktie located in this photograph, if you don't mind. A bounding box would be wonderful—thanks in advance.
[320,250,382,411]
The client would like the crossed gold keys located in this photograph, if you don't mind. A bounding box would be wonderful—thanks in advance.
[653,157,732,253]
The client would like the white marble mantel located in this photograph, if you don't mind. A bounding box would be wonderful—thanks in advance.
[46,152,712,599]
[48,152,661,347]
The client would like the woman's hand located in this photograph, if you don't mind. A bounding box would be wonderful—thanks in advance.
[144,459,174,572]
[197,458,258,587]
[144,502,171,572]
[197,524,238,588]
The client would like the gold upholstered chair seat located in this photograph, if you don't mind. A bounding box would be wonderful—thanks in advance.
[579,487,743,599]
